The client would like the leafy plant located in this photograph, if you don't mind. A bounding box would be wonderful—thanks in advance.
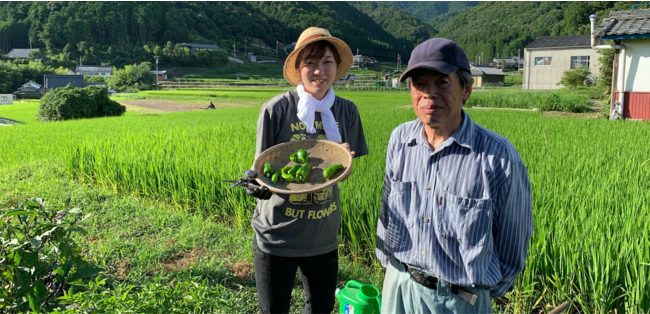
[37,85,126,122]
[0,198,103,313]
[558,66,591,90]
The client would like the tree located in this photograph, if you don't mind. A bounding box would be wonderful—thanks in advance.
[107,62,156,92]
[558,66,591,90]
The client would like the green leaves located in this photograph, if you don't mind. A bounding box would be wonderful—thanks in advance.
[1,198,103,313]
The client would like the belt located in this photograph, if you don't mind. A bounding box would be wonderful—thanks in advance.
[398,260,478,306]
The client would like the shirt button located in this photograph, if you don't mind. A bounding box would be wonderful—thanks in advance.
[427,185,432,190]
[424,218,430,223]
[421,251,426,256]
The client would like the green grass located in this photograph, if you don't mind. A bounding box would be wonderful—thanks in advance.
[0,163,384,313]
[1,88,649,313]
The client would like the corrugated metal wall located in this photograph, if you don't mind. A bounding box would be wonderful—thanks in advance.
[624,92,650,120]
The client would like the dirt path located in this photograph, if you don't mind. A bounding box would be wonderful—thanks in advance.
[119,100,208,112]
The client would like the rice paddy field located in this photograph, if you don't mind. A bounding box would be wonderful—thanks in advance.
[1,88,649,313]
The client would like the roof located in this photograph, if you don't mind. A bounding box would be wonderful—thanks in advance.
[470,65,507,76]
[594,8,650,39]
[6,49,39,59]
[151,70,167,74]
[492,58,519,65]
[525,35,602,49]
[178,43,221,50]
[44,74,85,89]
[76,65,112,72]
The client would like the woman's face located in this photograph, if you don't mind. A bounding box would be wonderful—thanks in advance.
[298,46,337,100]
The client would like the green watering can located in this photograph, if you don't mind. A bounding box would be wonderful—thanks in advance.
[335,280,382,314]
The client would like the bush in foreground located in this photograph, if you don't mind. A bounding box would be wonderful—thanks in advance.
[37,85,126,122]
[0,198,103,313]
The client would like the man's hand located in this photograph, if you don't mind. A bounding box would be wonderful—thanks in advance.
[246,183,272,200]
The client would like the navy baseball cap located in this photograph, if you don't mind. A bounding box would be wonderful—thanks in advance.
[399,38,471,82]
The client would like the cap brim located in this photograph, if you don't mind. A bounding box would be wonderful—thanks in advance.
[399,61,459,82]
[283,37,353,86]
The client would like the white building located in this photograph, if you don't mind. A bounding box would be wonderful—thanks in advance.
[76,65,112,77]
[523,35,603,90]
[592,8,650,120]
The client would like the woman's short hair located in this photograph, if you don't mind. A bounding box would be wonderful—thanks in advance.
[294,40,342,69]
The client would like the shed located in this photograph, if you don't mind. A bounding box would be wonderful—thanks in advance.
[44,75,85,89]
[592,7,650,120]
[470,65,508,87]
[491,58,522,71]
[151,70,167,81]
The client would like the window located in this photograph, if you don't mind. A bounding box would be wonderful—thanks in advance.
[571,56,590,69]
[535,57,552,66]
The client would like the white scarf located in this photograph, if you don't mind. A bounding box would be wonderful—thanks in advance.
[296,82,342,143]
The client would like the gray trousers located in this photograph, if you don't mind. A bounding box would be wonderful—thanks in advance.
[381,256,493,314]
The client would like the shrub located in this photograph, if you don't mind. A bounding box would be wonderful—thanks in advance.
[37,85,126,122]
[558,66,591,90]
[0,198,103,313]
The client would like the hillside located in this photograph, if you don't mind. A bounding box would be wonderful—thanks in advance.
[437,1,637,61]
[0,1,434,67]
[386,1,479,30]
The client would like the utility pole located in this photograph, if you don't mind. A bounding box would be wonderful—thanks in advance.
[276,41,279,60]
[357,48,359,55]
[29,38,32,50]
[397,54,401,72]
[155,58,159,88]
[481,51,484,65]
[233,43,236,58]
[244,38,247,56]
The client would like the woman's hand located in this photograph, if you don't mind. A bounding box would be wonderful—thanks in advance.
[340,143,354,181]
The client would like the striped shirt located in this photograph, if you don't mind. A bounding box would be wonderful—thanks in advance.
[375,110,533,297]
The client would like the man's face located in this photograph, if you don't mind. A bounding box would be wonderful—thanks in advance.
[299,47,337,100]
[409,70,472,130]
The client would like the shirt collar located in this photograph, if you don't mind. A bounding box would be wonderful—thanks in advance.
[401,109,475,152]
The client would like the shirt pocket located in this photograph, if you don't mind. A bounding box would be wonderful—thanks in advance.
[386,181,417,253]
[436,190,492,248]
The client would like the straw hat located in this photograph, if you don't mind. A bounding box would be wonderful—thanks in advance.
[283,27,353,86]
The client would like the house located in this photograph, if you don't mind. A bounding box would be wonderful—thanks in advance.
[12,81,46,99]
[6,48,39,59]
[178,43,223,51]
[592,7,650,120]
[470,64,508,87]
[151,70,167,81]
[76,65,112,77]
[491,57,522,71]
[352,55,378,69]
[523,35,604,90]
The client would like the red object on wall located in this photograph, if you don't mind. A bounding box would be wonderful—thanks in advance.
[623,92,650,120]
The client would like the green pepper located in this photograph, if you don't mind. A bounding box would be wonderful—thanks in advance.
[296,163,313,182]
[297,149,309,164]
[281,166,295,182]
[263,162,276,177]
[290,153,300,163]
[271,173,279,185]
[323,164,345,179]
[288,164,302,176]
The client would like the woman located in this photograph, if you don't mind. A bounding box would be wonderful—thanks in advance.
[248,27,368,314]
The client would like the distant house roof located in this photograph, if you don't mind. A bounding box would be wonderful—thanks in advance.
[594,8,650,39]
[13,80,46,96]
[179,43,222,50]
[525,35,603,49]
[470,65,507,76]
[492,58,519,66]
[76,65,112,72]
[6,49,39,59]
[151,70,167,74]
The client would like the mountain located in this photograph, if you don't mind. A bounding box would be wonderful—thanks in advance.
[0,1,435,66]
[436,1,635,62]
[386,1,479,30]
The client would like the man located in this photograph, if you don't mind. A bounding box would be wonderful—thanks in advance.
[207,101,216,109]
[376,38,533,313]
